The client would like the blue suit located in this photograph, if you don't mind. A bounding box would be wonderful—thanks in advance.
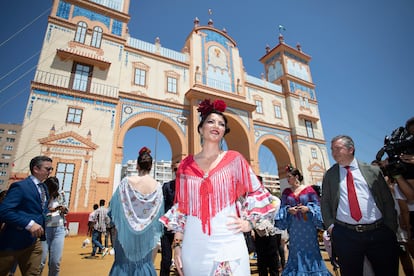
[0,176,48,251]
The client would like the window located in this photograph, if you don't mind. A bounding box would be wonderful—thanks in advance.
[167,77,177,93]
[164,70,179,94]
[0,162,9,168]
[1,154,10,159]
[274,104,282,118]
[255,100,263,114]
[305,120,314,138]
[91,26,103,48]
[71,62,92,92]
[0,129,4,134]
[56,163,75,207]
[134,68,146,86]
[7,130,17,135]
[66,107,83,124]
[0,171,6,176]
[311,148,317,159]
[0,180,4,185]
[132,62,149,87]
[4,145,13,151]
[74,21,87,43]
[6,137,15,143]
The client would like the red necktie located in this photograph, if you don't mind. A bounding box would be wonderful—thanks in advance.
[345,166,362,221]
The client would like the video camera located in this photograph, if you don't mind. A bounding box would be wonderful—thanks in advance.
[376,126,414,176]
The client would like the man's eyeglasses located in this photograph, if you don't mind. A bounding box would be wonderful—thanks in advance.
[43,167,54,172]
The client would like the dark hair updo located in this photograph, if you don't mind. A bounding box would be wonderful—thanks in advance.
[285,164,304,182]
[137,146,153,172]
[291,168,304,182]
[196,99,230,135]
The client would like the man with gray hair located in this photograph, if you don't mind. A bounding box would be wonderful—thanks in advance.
[321,135,399,276]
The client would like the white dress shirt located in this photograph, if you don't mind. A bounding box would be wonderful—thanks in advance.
[336,158,382,224]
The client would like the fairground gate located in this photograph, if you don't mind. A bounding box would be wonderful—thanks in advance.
[10,0,329,234]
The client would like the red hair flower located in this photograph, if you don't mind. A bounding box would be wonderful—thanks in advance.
[213,99,226,113]
[285,164,294,173]
[139,146,151,155]
[197,99,227,118]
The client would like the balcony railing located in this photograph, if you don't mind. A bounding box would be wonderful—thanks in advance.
[34,70,119,98]
[128,37,187,63]
[246,75,282,92]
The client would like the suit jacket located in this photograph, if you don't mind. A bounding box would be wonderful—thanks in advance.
[321,160,397,232]
[162,179,176,213]
[0,177,48,250]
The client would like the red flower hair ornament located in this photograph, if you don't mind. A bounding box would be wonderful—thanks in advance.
[285,164,294,173]
[139,146,151,155]
[197,99,227,119]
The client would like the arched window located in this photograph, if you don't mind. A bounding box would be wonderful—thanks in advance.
[91,26,103,48]
[74,21,87,44]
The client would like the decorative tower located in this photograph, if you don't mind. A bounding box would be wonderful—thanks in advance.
[13,0,131,213]
[259,33,328,186]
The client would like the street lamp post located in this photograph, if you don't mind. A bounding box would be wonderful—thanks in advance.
[153,119,163,179]
[315,143,327,171]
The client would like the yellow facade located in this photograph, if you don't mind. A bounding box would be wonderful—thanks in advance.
[11,0,329,213]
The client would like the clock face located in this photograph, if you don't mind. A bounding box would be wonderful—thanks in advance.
[208,45,228,70]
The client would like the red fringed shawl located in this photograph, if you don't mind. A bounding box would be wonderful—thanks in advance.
[174,151,254,235]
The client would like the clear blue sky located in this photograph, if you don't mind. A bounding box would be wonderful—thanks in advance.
[0,0,413,175]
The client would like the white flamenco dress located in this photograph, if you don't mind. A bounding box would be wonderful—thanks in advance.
[160,150,276,276]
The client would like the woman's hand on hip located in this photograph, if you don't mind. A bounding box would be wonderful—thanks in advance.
[226,214,253,233]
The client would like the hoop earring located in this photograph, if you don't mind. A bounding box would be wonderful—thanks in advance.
[220,138,224,150]
[200,135,204,146]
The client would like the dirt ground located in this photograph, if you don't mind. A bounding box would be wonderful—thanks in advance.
[12,235,403,275]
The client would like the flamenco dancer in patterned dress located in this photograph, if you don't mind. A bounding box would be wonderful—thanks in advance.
[160,99,276,276]
[108,147,164,276]
[275,165,332,276]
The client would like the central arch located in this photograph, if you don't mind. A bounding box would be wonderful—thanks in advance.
[256,134,294,179]
[115,112,188,165]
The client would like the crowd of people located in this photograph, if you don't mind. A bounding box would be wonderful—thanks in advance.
[0,100,413,276]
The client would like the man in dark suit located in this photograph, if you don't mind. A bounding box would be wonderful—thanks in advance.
[0,155,53,275]
[160,160,180,276]
[321,135,399,276]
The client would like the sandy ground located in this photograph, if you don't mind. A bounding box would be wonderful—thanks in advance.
[12,234,404,276]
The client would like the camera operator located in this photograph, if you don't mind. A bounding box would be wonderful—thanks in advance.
[377,117,414,200]
[372,159,414,276]
[392,117,414,200]
[377,117,414,263]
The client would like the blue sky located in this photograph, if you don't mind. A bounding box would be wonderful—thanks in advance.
[0,0,413,175]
